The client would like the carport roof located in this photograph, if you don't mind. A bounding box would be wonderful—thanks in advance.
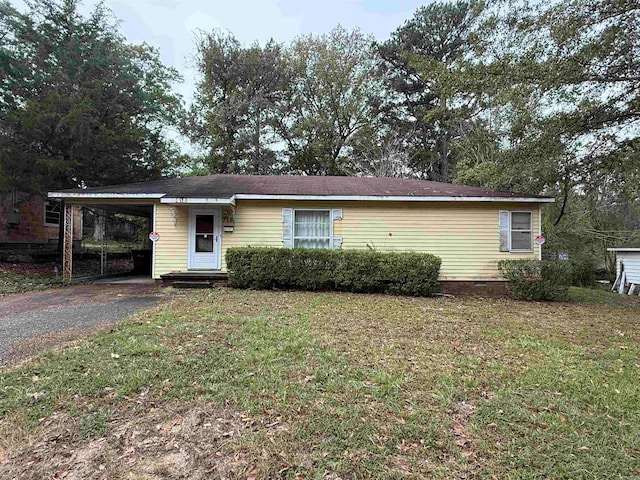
[49,174,554,203]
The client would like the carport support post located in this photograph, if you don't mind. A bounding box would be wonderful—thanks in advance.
[63,203,75,282]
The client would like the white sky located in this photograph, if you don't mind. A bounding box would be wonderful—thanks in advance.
[12,0,427,103]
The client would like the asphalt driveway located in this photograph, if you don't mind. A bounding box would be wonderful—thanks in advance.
[0,284,166,365]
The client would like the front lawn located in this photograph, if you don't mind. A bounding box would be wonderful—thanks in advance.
[1,289,638,478]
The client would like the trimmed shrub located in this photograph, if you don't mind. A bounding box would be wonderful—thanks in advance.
[498,259,572,301]
[380,252,441,296]
[226,247,441,296]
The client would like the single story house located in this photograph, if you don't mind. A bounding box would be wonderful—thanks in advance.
[607,242,640,295]
[49,175,553,293]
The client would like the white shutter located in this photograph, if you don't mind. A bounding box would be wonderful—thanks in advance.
[499,210,510,252]
[282,208,293,248]
[331,209,343,248]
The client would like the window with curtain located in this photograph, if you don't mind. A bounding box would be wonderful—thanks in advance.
[294,210,331,249]
[510,211,532,251]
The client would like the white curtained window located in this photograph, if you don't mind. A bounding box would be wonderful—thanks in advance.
[294,210,331,249]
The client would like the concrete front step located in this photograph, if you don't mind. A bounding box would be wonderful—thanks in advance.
[160,272,228,288]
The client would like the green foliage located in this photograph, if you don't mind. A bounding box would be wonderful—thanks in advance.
[78,409,111,439]
[377,1,484,181]
[186,26,382,176]
[498,259,572,301]
[458,0,640,214]
[0,267,62,295]
[567,257,598,288]
[226,247,441,296]
[0,0,184,194]
[282,27,382,175]
[186,31,287,174]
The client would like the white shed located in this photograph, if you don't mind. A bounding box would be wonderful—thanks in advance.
[607,246,640,295]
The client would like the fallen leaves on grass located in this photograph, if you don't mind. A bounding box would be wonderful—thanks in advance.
[2,289,640,479]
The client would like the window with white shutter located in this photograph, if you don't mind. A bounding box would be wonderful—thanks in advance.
[294,210,332,249]
[510,211,533,251]
[499,210,533,252]
[282,208,343,249]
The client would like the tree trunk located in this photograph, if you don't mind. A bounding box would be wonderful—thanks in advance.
[554,177,570,226]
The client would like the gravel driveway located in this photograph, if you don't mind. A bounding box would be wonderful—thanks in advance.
[0,284,165,364]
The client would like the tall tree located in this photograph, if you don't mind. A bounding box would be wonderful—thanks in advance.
[450,0,640,262]
[0,0,183,194]
[460,0,640,199]
[377,1,484,181]
[186,31,287,174]
[276,26,383,175]
[187,26,382,176]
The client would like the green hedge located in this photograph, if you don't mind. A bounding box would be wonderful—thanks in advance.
[498,259,572,301]
[226,247,441,296]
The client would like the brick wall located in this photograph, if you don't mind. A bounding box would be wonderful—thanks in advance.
[439,281,509,297]
[0,191,81,242]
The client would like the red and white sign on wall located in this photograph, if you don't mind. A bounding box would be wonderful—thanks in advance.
[149,231,160,242]
[534,234,546,245]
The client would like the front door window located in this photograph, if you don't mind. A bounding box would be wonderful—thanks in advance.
[195,215,214,252]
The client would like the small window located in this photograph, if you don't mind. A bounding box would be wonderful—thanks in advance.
[510,211,532,251]
[44,200,61,227]
[294,210,332,249]
[195,214,214,252]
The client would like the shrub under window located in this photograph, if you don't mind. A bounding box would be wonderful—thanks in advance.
[226,247,441,296]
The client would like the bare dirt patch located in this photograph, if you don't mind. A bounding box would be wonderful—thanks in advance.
[0,399,259,480]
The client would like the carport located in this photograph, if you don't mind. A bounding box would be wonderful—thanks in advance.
[47,192,161,281]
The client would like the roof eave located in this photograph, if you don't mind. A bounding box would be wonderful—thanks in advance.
[48,192,554,203]
[234,194,555,203]
[160,197,236,205]
[48,192,165,199]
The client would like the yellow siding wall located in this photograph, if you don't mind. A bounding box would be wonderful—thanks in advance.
[154,203,189,277]
[152,200,541,280]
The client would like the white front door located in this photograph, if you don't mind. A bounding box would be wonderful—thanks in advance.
[188,207,221,270]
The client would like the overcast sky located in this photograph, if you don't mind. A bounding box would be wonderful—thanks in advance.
[13,0,426,103]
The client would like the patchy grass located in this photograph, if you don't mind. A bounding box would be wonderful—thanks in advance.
[0,262,62,295]
[1,289,639,478]
[567,286,640,307]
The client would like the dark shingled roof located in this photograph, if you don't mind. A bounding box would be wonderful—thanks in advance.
[52,174,551,200]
